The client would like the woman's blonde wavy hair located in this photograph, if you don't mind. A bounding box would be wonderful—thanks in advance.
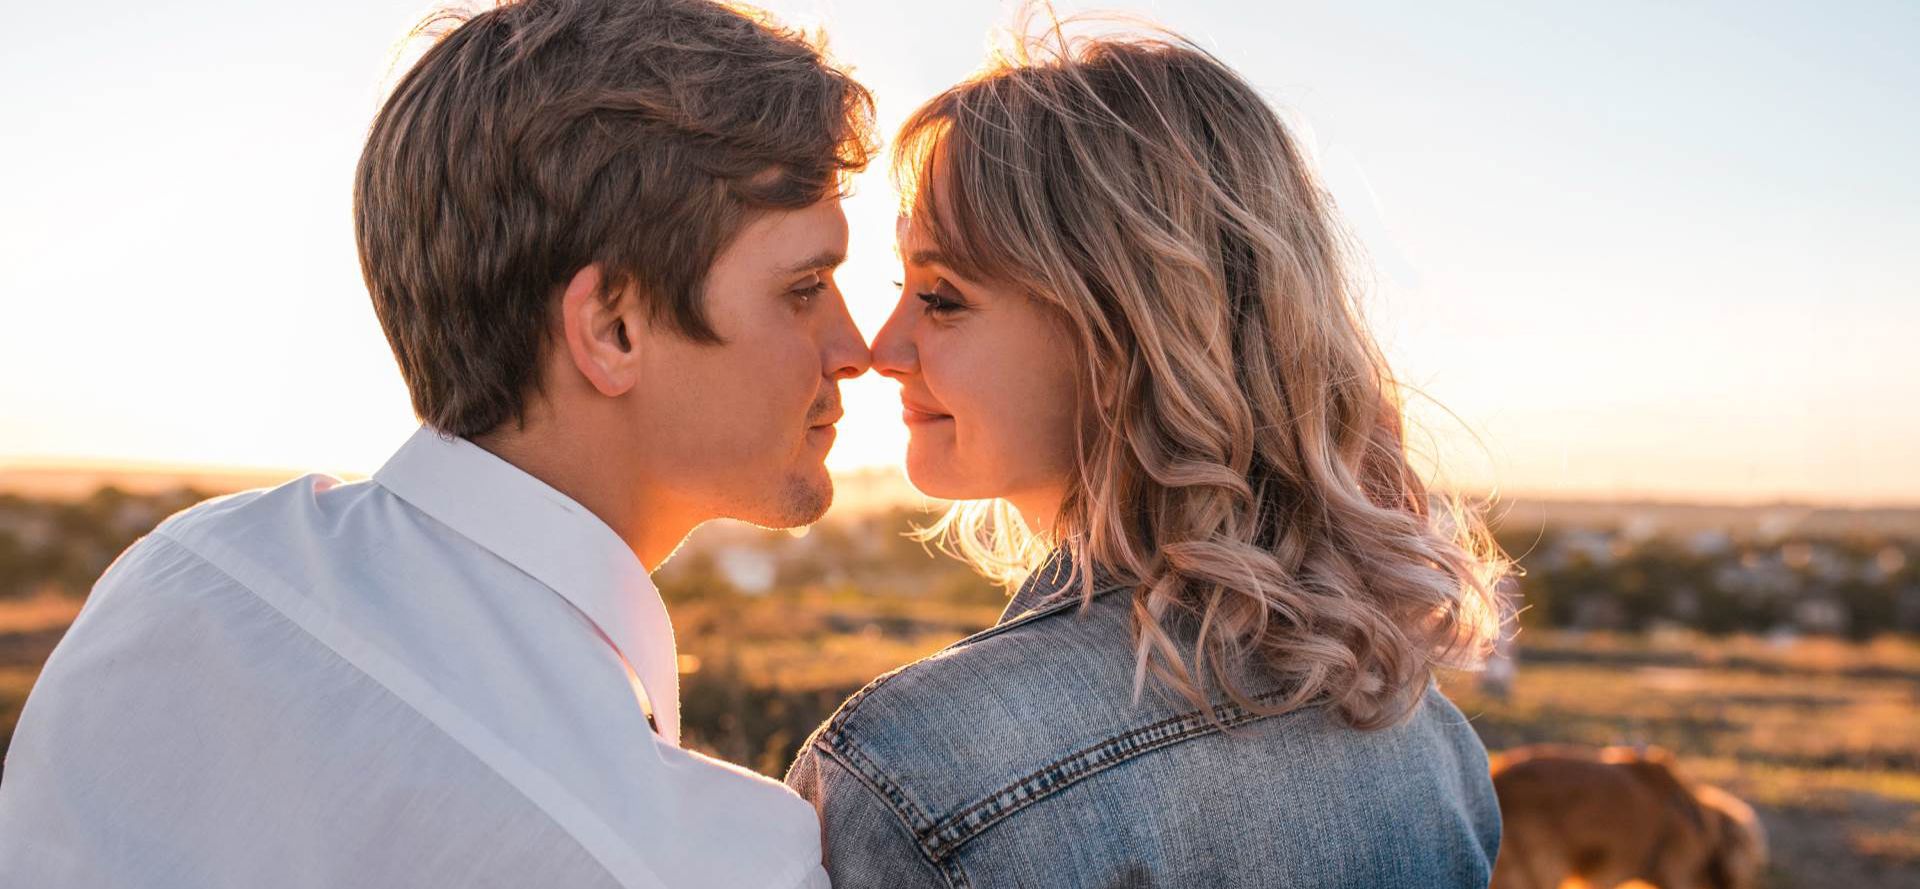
[900,19,1513,731]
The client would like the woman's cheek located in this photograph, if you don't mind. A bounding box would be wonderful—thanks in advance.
[923,345,982,474]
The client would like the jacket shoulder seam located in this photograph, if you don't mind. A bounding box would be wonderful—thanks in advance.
[811,735,959,884]
[822,582,1131,737]
[923,690,1294,859]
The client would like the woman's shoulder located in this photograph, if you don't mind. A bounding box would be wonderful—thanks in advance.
[799,606,1495,876]
[805,586,1352,832]
[813,580,1490,799]
[804,590,1142,798]
[817,584,1147,752]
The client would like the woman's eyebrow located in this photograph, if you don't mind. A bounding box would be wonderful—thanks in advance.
[906,249,947,267]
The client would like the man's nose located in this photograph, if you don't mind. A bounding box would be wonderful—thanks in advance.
[823,296,871,381]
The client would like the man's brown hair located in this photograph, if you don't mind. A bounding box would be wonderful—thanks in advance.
[354,0,876,438]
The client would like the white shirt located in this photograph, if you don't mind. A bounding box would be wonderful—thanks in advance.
[0,427,829,889]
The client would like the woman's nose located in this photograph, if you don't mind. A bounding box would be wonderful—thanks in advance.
[870,294,918,380]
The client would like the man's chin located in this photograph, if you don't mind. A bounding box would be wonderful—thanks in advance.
[783,469,834,526]
[731,464,833,530]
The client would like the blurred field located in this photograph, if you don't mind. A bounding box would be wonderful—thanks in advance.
[667,596,1920,889]
[1442,631,1920,889]
[1,488,1916,887]
[5,595,1913,888]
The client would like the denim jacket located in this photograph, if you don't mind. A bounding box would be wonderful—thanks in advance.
[786,551,1501,888]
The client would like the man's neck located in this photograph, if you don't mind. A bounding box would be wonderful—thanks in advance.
[468,427,696,572]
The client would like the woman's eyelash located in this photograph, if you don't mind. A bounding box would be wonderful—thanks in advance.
[897,278,965,315]
[917,290,963,314]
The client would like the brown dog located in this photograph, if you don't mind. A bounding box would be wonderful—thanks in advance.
[1489,744,1767,889]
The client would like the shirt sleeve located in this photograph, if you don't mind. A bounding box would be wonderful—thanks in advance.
[785,741,952,889]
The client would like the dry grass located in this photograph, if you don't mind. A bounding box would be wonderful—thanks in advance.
[3,596,1914,888]
[1442,630,1920,889]
[0,594,82,635]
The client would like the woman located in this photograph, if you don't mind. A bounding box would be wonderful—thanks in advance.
[787,24,1511,889]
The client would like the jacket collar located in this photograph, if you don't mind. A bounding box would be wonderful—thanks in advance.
[372,426,681,745]
[999,544,1131,625]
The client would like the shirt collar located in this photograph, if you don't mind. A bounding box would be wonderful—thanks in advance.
[372,426,681,746]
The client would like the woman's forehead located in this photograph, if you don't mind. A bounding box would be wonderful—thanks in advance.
[895,214,935,251]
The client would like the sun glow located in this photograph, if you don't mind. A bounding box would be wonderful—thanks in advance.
[1,1,1914,507]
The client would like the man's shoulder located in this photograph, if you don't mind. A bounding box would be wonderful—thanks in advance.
[2,532,632,888]
[130,473,422,604]
[56,474,388,666]
[151,472,378,552]
[67,472,408,675]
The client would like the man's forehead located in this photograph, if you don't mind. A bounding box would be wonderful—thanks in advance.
[731,198,847,271]
[778,248,847,275]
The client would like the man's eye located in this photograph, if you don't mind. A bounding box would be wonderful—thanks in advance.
[792,280,828,301]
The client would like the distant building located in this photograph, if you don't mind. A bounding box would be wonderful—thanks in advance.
[1546,529,1618,569]
[1571,596,1626,630]
[0,511,55,550]
[1478,578,1522,700]
[714,547,777,595]
[1895,587,1920,634]
[1685,529,1733,557]
[1791,597,1848,635]
[1865,546,1908,583]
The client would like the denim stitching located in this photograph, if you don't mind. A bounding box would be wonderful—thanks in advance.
[814,736,970,887]
[811,579,1133,887]
[922,691,1292,859]
[815,568,1167,878]
[937,855,973,889]
[821,730,939,837]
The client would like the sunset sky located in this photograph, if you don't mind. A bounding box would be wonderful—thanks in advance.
[1,0,1914,505]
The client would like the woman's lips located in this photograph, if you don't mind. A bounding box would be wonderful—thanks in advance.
[901,402,952,425]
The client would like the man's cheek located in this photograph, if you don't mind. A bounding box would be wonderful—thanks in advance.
[779,339,819,399]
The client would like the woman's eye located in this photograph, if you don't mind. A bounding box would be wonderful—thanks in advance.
[916,280,966,316]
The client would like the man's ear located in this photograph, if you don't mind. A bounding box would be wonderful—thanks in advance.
[559,264,644,398]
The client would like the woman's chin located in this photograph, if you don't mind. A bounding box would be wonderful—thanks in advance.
[903,448,983,502]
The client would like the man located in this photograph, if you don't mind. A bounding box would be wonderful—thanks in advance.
[0,1,873,886]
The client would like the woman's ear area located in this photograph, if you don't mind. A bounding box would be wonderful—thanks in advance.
[558,263,645,398]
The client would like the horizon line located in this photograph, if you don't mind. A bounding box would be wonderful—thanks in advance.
[2,454,1916,512]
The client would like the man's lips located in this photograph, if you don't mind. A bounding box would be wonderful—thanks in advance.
[808,411,843,429]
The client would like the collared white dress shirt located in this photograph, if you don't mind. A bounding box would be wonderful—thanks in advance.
[0,427,829,888]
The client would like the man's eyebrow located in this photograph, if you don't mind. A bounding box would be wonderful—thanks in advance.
[782,250,846,275]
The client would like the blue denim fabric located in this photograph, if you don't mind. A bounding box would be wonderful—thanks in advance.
[786,550,1501,888]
